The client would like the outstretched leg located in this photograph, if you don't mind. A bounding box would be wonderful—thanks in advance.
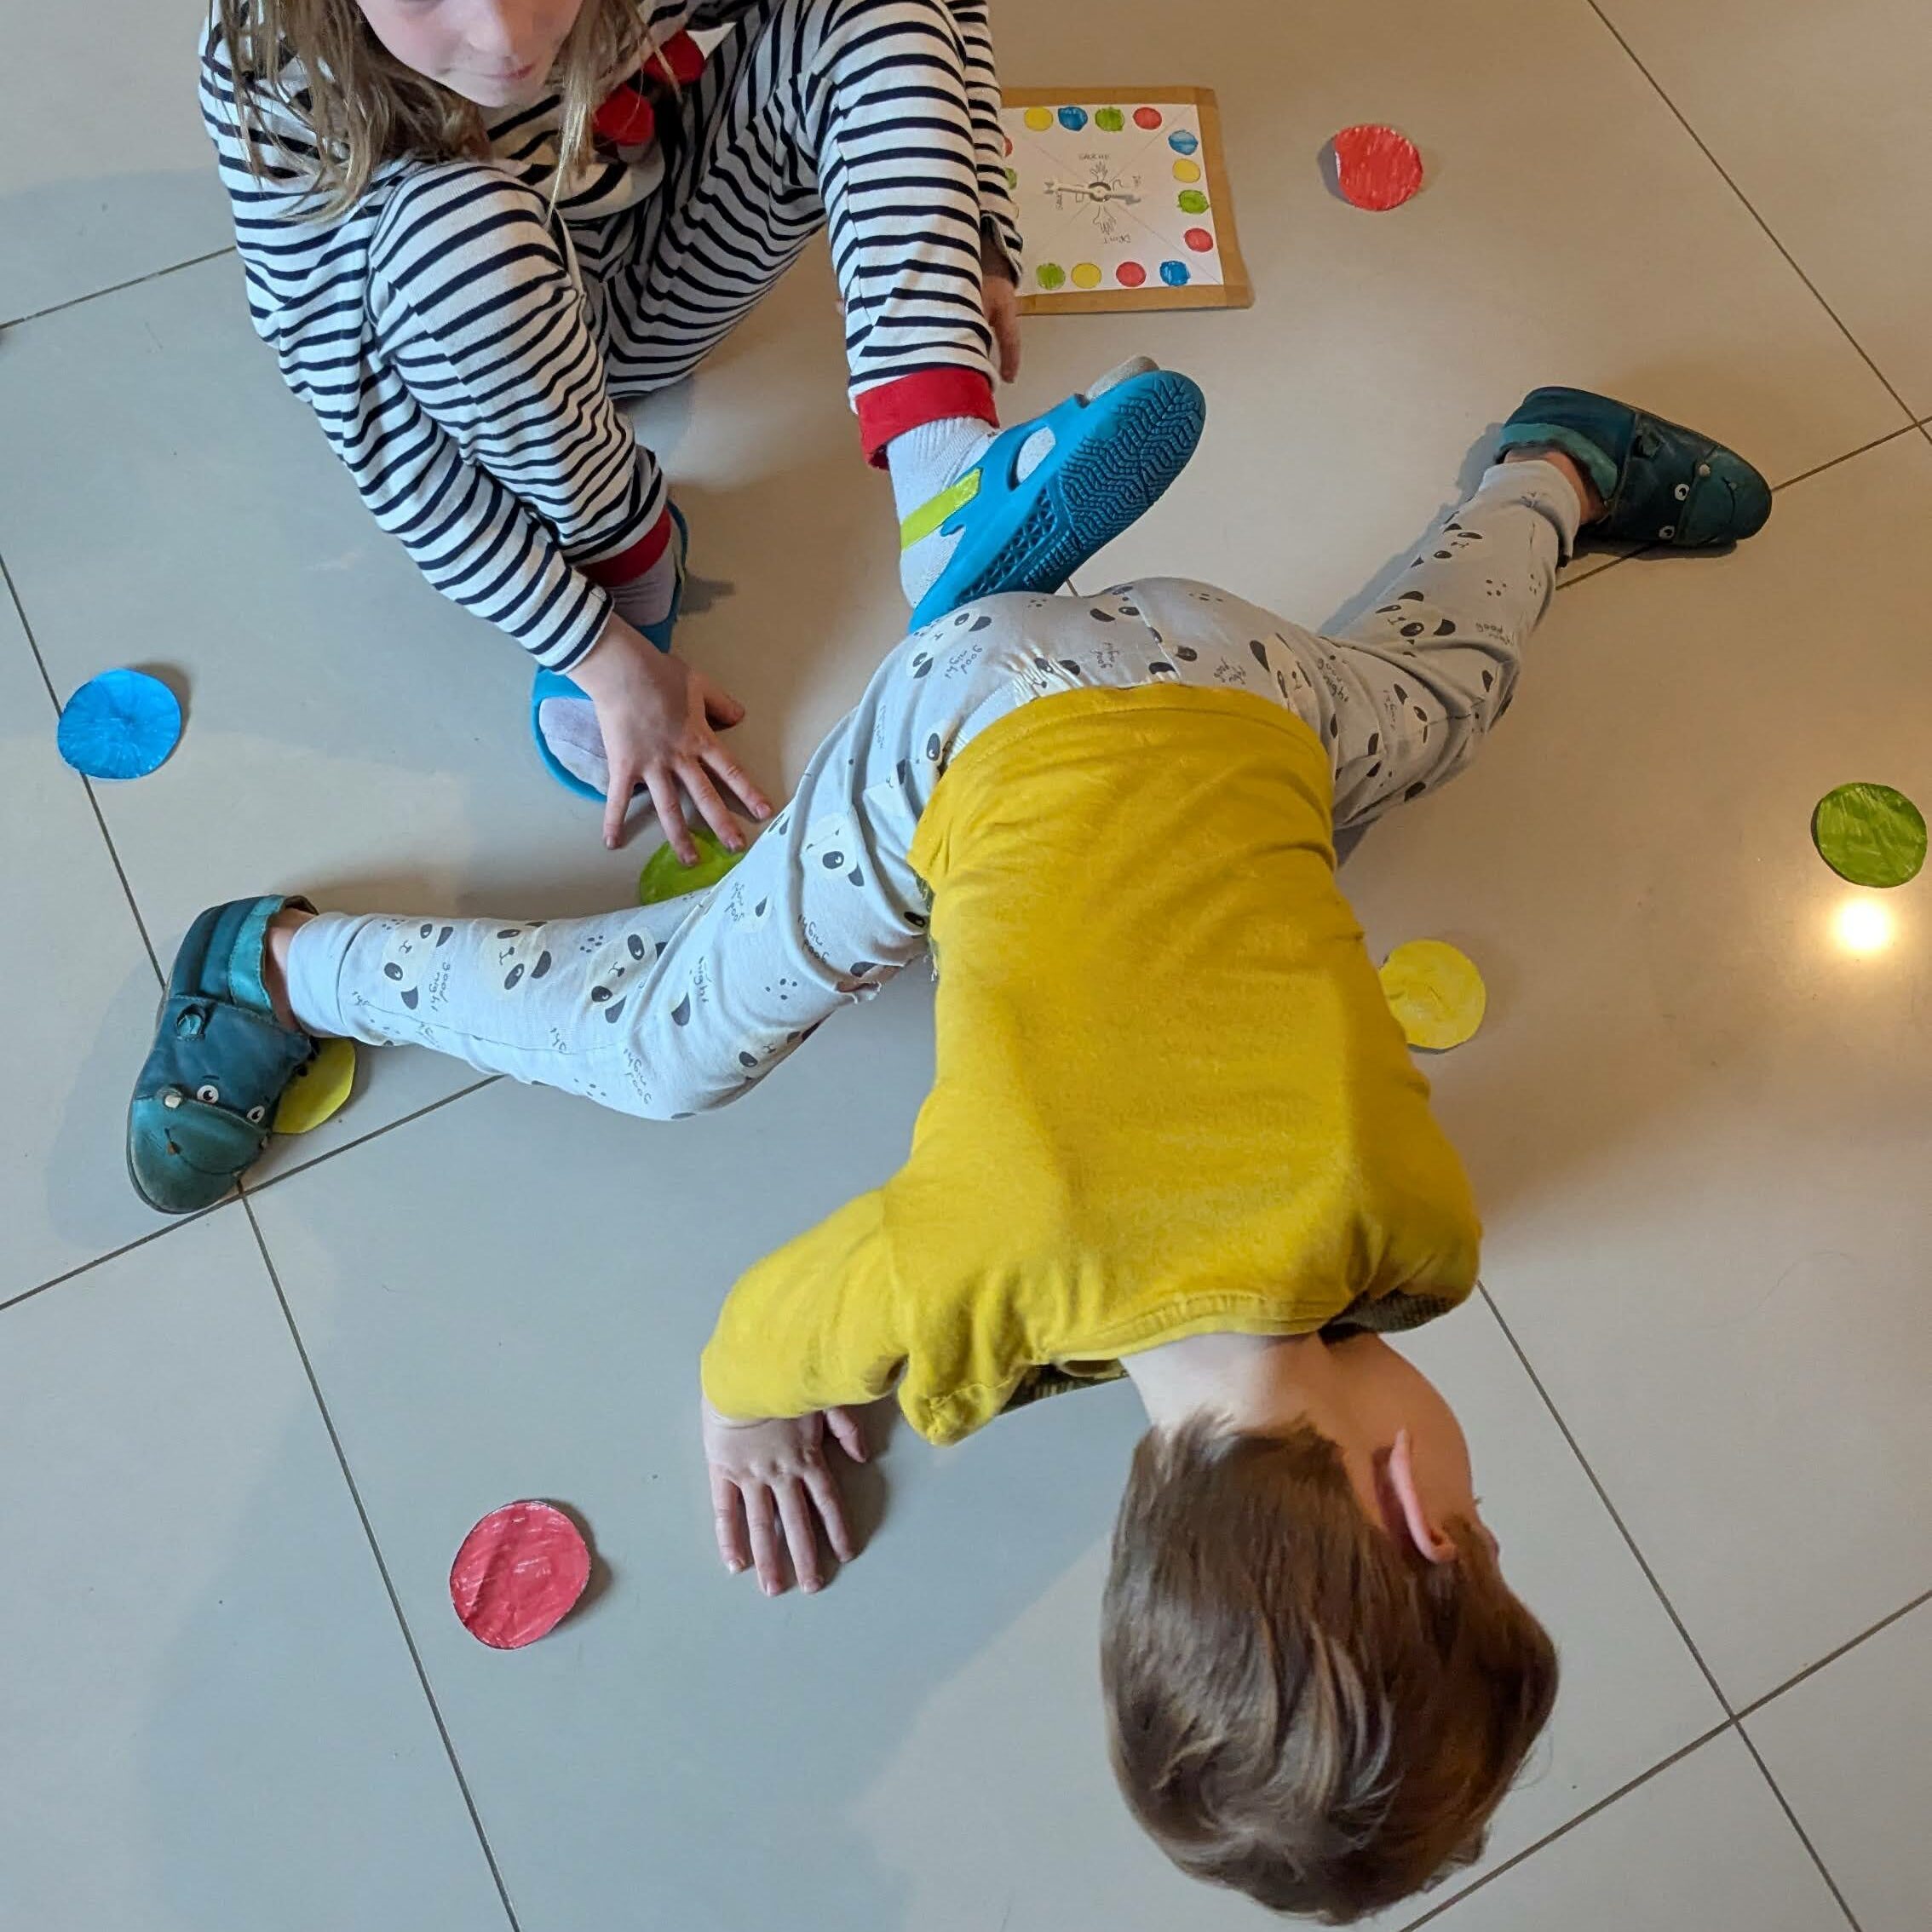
[281,596,1089,1118]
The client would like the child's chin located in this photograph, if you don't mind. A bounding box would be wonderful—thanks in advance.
[449,71,550,112]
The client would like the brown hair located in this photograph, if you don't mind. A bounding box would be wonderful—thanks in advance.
[215,0,660,217]
[1101,1419,1557,1923]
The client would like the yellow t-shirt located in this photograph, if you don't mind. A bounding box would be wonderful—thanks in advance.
[701,686,1480,1445]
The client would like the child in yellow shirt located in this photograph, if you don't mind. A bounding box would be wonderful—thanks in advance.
[128,382,1768,1919]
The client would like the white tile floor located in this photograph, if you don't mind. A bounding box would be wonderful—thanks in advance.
[3,3,1928,1927]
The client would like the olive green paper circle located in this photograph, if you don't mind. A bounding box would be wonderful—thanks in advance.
[638,825,746,905]
[1811,783,1927,888]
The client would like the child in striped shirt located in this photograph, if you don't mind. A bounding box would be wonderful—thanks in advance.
[204,0,1202,848]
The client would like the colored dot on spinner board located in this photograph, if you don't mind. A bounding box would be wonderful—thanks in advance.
[1002,132,1013,155]
[1134,106,1164,129]
[1095,106,1124,132]
[1168,129,1199,155]
[1184,227,1215,253]
[1035,262,1067,290]
[1176,188,1210,215]
[1159,259,1190,286]
[1171,157,1202,183]
[1115,261,1147,287]
[1023,106,1052,130]
[1057,106,1089,130]
[1005,166,1017,187]
[1071,262,1102,289]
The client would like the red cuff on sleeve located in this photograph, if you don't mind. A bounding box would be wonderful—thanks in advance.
[856,370,999,469]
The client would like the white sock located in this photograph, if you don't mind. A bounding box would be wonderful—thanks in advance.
[538,695,613,795]
[887,358,1160,615]
[540,515,687,791]
[888,416,1002,612]
[605,514,683,632]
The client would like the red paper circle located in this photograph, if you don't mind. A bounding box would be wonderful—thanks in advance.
[450,1502,591,1649]
[1183,227,1214,253]
[1331,124,1424,211]
[1116,260,1147,287]
[1133,106,1163,129]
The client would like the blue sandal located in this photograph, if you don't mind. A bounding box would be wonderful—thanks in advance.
[127,896,317,1214]
[905,365,1206,630]
[530,502,689,800]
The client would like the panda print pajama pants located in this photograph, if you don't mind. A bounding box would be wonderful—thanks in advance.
[283,460,1582,1115]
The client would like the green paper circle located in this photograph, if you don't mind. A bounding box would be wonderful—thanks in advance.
[1095,106,1124,132]
[1811,782,1926,888]
[1176,188,1209,214]
[1035,262,1067,290]
[638,825,745,906]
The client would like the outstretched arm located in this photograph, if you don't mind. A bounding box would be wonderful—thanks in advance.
[699,1191,904,1593]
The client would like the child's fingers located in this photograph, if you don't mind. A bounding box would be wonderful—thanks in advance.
[678,760,746,854]
[701,741,773,823]
[803,1463,855,1563]
[702,681,747,729]
[602,756,641,849]
[825,1406,868,1463]
[643,763,699,865]
[710,1466,750,1575]
[741,1484,786,1596]
[775,1479,823,1592]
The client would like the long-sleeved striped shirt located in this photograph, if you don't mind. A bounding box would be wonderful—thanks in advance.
[198,2,1021,666]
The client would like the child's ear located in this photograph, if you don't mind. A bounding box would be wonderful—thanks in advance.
[1388,1427,1458,1565]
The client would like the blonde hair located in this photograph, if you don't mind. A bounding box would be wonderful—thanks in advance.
[216,0,661,217]
[1101,1419,1557,1923]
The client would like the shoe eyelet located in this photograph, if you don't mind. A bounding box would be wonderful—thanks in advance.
[1659,524,1676,540]
[1697,462,1711,478]
[162,1089,183,1111]
[1673,482,1690,501]
[195,1082,221,1104]
[246,1104,268,1124]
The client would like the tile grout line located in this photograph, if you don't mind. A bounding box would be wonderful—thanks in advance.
[1555,422,1923,597]
[1730,1724,1865,1931]
[1480,1287,1734,1711]
[239,1196,525,1932]
[1583,0,1919,423]
[1,551,164,986]
[3,246,237,332]
[1393,1719,1735,1932]
[1735,1583,1932,1721]
[1,1076,503,1317]
[0,1200,227,1315]
[1481,1290,1863,1929]
[240,1073,504,1199]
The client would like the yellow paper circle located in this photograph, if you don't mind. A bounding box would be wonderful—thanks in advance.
[1171,157,1202,182]
[1378,940,1486,1052]
[273,1037,359,1135]
[1023,106,1053,130]
[1071,261,1103,289]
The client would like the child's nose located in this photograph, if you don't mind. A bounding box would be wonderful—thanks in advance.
[463,0,539,61]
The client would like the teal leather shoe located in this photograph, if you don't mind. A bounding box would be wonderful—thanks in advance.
[1498,387,1771,547]
[127,896,316,1213]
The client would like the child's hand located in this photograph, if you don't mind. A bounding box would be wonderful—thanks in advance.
[701,1397,865,1596]
[982,249,1021,385]
[570,617,774,854]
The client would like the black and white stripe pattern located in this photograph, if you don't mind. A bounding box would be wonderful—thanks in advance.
[200,0,1018,669]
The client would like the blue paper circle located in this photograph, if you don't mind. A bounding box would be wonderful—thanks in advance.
[1159,259,1191,286]
[1056,106,1088,131]
[1167,129,1199,155]
[56,670,182,780]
